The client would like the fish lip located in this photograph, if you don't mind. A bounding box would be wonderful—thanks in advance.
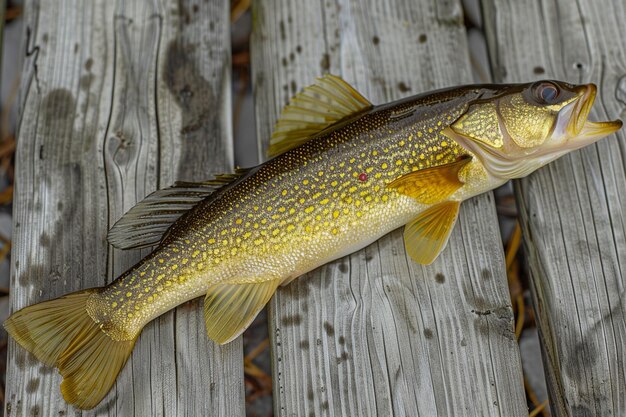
[567,84,596,136]
[566,83,622,143]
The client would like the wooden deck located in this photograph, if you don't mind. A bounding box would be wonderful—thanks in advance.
[4,0,625,416]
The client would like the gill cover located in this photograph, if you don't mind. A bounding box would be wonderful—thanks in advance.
[443,81,622,179]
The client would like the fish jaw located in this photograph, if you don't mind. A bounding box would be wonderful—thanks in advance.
[556,83,622,150]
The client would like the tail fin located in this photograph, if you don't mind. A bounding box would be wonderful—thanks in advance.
[4,289,138,409]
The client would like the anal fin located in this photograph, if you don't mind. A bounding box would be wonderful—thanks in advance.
[404,201,461,265]
[204,278,281,344]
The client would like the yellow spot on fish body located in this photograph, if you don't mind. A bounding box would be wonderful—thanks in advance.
[333,210,340,218]
[272,229,280,236]
[305,206,315,213]
[208,238,215,244]
[111,302,118,308]
[303,179,309,185]
[381,163,388,169]
[192,250,200,258]
[235,218,243,224]
[320,198,330,205]
[126,292,132,297]
[281,190,288,196]
[382,195,389,202]
[158,259,164,264]
[171,264,178,271]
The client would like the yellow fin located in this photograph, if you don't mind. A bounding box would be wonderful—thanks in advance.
[4,290,138,409]
[387,156,471,204]
[404,201,460,264]
[204,279,281,344]
[268,74,372,158]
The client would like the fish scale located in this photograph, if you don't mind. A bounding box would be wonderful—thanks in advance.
[88,88,476,340]
[5,74,621,409]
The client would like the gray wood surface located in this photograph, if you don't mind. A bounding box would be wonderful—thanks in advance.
[483,1,626,415]
[251,0,527,415]
[5,1,244,416]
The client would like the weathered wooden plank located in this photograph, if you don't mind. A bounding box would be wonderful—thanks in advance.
[482,1,626,415]
[251,0,527,415]
[5,1,244,416]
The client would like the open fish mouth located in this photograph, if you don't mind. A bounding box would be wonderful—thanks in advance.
[566,83,622,141]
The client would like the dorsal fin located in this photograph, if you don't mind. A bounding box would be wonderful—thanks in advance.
[107,169,250,250]
[268,74,372,158]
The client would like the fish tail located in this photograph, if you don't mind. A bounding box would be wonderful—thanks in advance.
[4,289,138,409]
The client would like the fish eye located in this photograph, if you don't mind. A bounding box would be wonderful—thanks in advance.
[532,82,560,104]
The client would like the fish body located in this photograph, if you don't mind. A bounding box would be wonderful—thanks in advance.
[88,85,501,341]
[5,75,621,409]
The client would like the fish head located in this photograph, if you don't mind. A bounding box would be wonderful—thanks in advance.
[443,80,622,179]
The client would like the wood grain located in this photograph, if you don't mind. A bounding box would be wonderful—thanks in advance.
[5,1,244,416]
[483,1,626,415]
[251,0,527,415]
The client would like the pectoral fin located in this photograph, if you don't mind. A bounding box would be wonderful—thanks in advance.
[204,279,281,344]
[404,201,460,265]
[387,156,471,204]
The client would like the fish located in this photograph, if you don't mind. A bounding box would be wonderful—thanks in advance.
[5,75,622,409]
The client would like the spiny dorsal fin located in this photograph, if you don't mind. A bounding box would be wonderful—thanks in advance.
[387,156,472,205]
[268,74,372,158]
[108,168,250,250]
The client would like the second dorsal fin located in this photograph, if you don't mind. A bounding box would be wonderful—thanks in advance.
[268,74,373,158]
[107,169,250,250]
